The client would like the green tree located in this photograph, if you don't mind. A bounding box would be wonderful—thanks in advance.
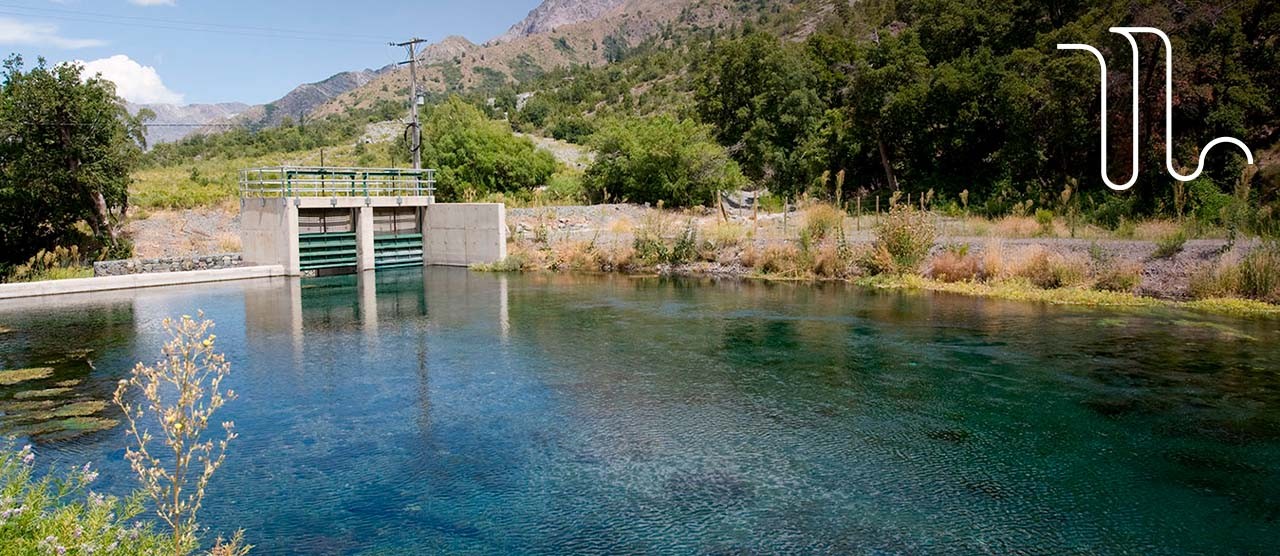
[419,97,557,199]
[694,31,827,196]
[0,55,148,265]
[583,115,746,207]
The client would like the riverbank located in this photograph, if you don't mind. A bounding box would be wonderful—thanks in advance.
[492,204,1280,318]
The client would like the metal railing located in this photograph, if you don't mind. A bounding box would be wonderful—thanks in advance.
[238,166,436,198]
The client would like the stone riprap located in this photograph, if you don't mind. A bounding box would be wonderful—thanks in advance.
[94,254,244,277]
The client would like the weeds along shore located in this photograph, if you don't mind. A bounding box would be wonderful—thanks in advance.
[481,204,1280,318]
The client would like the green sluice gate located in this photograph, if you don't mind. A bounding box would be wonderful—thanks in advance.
[298,232,358,271]
[374,233,423,269]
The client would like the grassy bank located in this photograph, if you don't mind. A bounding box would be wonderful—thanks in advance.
[484,203,1280,319]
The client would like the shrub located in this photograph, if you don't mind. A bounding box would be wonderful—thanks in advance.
[113,313,246,553]
[1152,229,1188,259]
[1034,209,1055,237]
[550,240,601,271]
[751,243,802,276]
[1093,261,1143,293]
[471,252,533,272]
[1012,247,1088,289]
[421,97,557,200]
[979,240,1007,280]
[6,246,92,283]
[1238,242,1280,302]
[928,244,980,282]
[545,171,586,203]
[809,240,855,279]
[801,204,843,243]
[584,115,747,207]
[1188,242,1280,302]
[0,443,171,554]
[858,205,936,275]
[632,215,698,266]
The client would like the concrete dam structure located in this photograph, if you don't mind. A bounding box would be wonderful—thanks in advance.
[239,166,505,276]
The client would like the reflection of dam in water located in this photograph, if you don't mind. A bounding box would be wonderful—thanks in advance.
[242,268,510,362]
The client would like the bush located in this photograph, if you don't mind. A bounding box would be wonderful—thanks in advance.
[0,444,171,554]
[1188,243,1280,302]
[1093,261,1143,293]
[632,213,698,266]
[1152,229,1188,259]
[858,205,936,275]
[584,115,747,207]
[1034,209,1054,237]
[1239,242,1280,302]
[928,244,980,282]
[6,246,92,283]
[801,204,843,243]
[421,97,557,200]
[1013,247,1088,289]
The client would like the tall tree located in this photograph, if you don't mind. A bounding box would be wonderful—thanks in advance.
[0,55,147,264]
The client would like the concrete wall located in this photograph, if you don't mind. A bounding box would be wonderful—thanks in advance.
[423,203,507,267]
[240,198,298,274]
[242,197,504,274]
[0,266,286,300]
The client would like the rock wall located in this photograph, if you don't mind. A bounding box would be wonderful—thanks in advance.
[93,254,244,277]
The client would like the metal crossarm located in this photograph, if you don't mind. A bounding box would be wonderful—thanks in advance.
[238,166,436,198]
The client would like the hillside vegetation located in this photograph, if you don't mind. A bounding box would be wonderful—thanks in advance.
[136,0,1279,240]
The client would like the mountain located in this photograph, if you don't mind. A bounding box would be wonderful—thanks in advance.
[232,69,384,129]
[312,0,766,118]
[127,102,248,145]
[490,0,628,44]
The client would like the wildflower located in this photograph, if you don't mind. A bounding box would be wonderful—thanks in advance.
[21,444,35,465]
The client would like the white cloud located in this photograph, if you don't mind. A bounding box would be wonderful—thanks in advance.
[78,55,184,104]
[0,17,106,49]
[129,0,176,6]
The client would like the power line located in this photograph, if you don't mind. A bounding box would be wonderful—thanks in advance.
[0,5,390,45]
[0,1,390,41]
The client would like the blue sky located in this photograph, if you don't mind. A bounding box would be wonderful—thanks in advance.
[0,0,541,105]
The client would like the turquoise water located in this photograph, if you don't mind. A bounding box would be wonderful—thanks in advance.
[1,268,1278,554]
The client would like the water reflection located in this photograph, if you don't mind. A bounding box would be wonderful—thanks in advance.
[0,269,1277,553]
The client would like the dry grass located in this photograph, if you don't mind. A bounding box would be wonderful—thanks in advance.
[1190,243,1280,303]
[1008,245,1089,289]
[216,232,241,253]
[1093,260,1143,293]
[991,216,1041,237]
[927,246,981,283]
[702,220,749,249]
[800,204,844,243]
[1133,219,1182,241]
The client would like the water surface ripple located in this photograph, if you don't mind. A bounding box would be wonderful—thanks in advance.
[0,268,1277,554]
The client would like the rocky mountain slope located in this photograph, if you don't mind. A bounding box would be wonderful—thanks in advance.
[490,0,628,44]
[231,68,384,129]
[312,0,772,118]
[127,102,248,145]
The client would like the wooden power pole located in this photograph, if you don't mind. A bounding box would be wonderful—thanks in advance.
[392,37,429,170]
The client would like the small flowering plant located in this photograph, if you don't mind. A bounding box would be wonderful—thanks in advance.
[112,312,245,554]
[0,441,170,553]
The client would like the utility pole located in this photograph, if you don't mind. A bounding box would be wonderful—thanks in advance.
[392,37,429,170]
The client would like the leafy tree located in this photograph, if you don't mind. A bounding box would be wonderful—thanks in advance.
[584,115,746,207]
[695,31,827,196]
[419,97,557,200]
[0,55,147,265]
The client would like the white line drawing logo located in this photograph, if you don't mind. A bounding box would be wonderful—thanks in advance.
[1058,27,1255,191]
